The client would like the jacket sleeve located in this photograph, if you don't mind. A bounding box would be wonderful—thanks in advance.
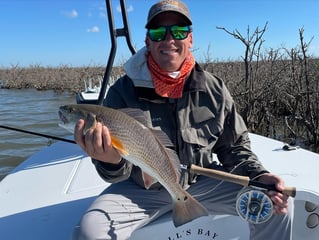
[92,158,133,183]
[213,84,269,179]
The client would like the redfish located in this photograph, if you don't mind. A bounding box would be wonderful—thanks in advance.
[58,104,208,227]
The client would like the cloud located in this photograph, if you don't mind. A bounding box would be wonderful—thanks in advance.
[87,4,106,19]
[116,4,134,13]
[61,9,78,18]
[87,26,100,33]
[99,11,106,19]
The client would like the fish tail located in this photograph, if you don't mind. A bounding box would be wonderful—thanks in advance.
[172,191,208,227]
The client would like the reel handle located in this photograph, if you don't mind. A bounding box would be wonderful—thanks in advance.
[281,186,297,197]
[190,165,296,197]
[249,180,296,197]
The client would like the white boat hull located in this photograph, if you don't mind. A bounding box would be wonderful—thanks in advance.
[1,133,319,239]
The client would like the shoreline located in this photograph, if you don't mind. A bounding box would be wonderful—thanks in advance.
[0,65,124,93]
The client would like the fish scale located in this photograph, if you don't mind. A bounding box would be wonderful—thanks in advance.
[93,107,178,185]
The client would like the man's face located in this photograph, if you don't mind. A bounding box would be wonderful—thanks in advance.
[146,12,193,72]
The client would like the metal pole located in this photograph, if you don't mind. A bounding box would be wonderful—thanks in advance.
[97,0,136,105]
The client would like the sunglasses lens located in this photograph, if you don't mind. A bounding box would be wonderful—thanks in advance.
[148,27,167,42]
[148,25,191,42]
[170,26,190,40]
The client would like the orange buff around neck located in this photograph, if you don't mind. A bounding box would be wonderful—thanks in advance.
[147,53,195,98]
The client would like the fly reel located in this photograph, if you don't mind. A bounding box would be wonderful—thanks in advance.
[236,188,273,224]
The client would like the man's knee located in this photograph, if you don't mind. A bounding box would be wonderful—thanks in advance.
[72,210,111,240]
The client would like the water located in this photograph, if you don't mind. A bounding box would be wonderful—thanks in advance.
[0,88,76,180]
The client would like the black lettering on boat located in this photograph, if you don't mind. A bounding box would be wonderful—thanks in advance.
[167,227,219,239]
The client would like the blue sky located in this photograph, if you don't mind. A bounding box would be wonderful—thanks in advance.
[1,0,318,68]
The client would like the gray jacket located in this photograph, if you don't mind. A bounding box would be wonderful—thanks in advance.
[93,48,269,188]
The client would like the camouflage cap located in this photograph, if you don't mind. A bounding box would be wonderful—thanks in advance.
[145,0,192,28]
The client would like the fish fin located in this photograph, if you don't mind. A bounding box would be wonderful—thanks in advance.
[142,171,158,189]
[152,134,182,182]
[165,148,182,180]
[150,129,174,147]
[110,134,129,156]
[119,108,152,128]
[120,108,175,148]
[172,191,209,227]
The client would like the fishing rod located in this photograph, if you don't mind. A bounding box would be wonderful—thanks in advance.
[1,124,296,196]
[0,125,76,144]
[1,122,297,197]
[0,125,296,197]
[190,164,296,197]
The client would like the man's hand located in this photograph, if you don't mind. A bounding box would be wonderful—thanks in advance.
[258,173,289,215]
[74,119,122,164]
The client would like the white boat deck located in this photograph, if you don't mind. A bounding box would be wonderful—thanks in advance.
[0,134,319,239]
[0,141,108,239]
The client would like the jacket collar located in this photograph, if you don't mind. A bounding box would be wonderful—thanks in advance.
[124,47,154,88]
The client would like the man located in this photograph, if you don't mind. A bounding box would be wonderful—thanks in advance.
[73,0,293,239]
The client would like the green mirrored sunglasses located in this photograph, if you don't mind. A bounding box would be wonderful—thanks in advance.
[148,25,192,42]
